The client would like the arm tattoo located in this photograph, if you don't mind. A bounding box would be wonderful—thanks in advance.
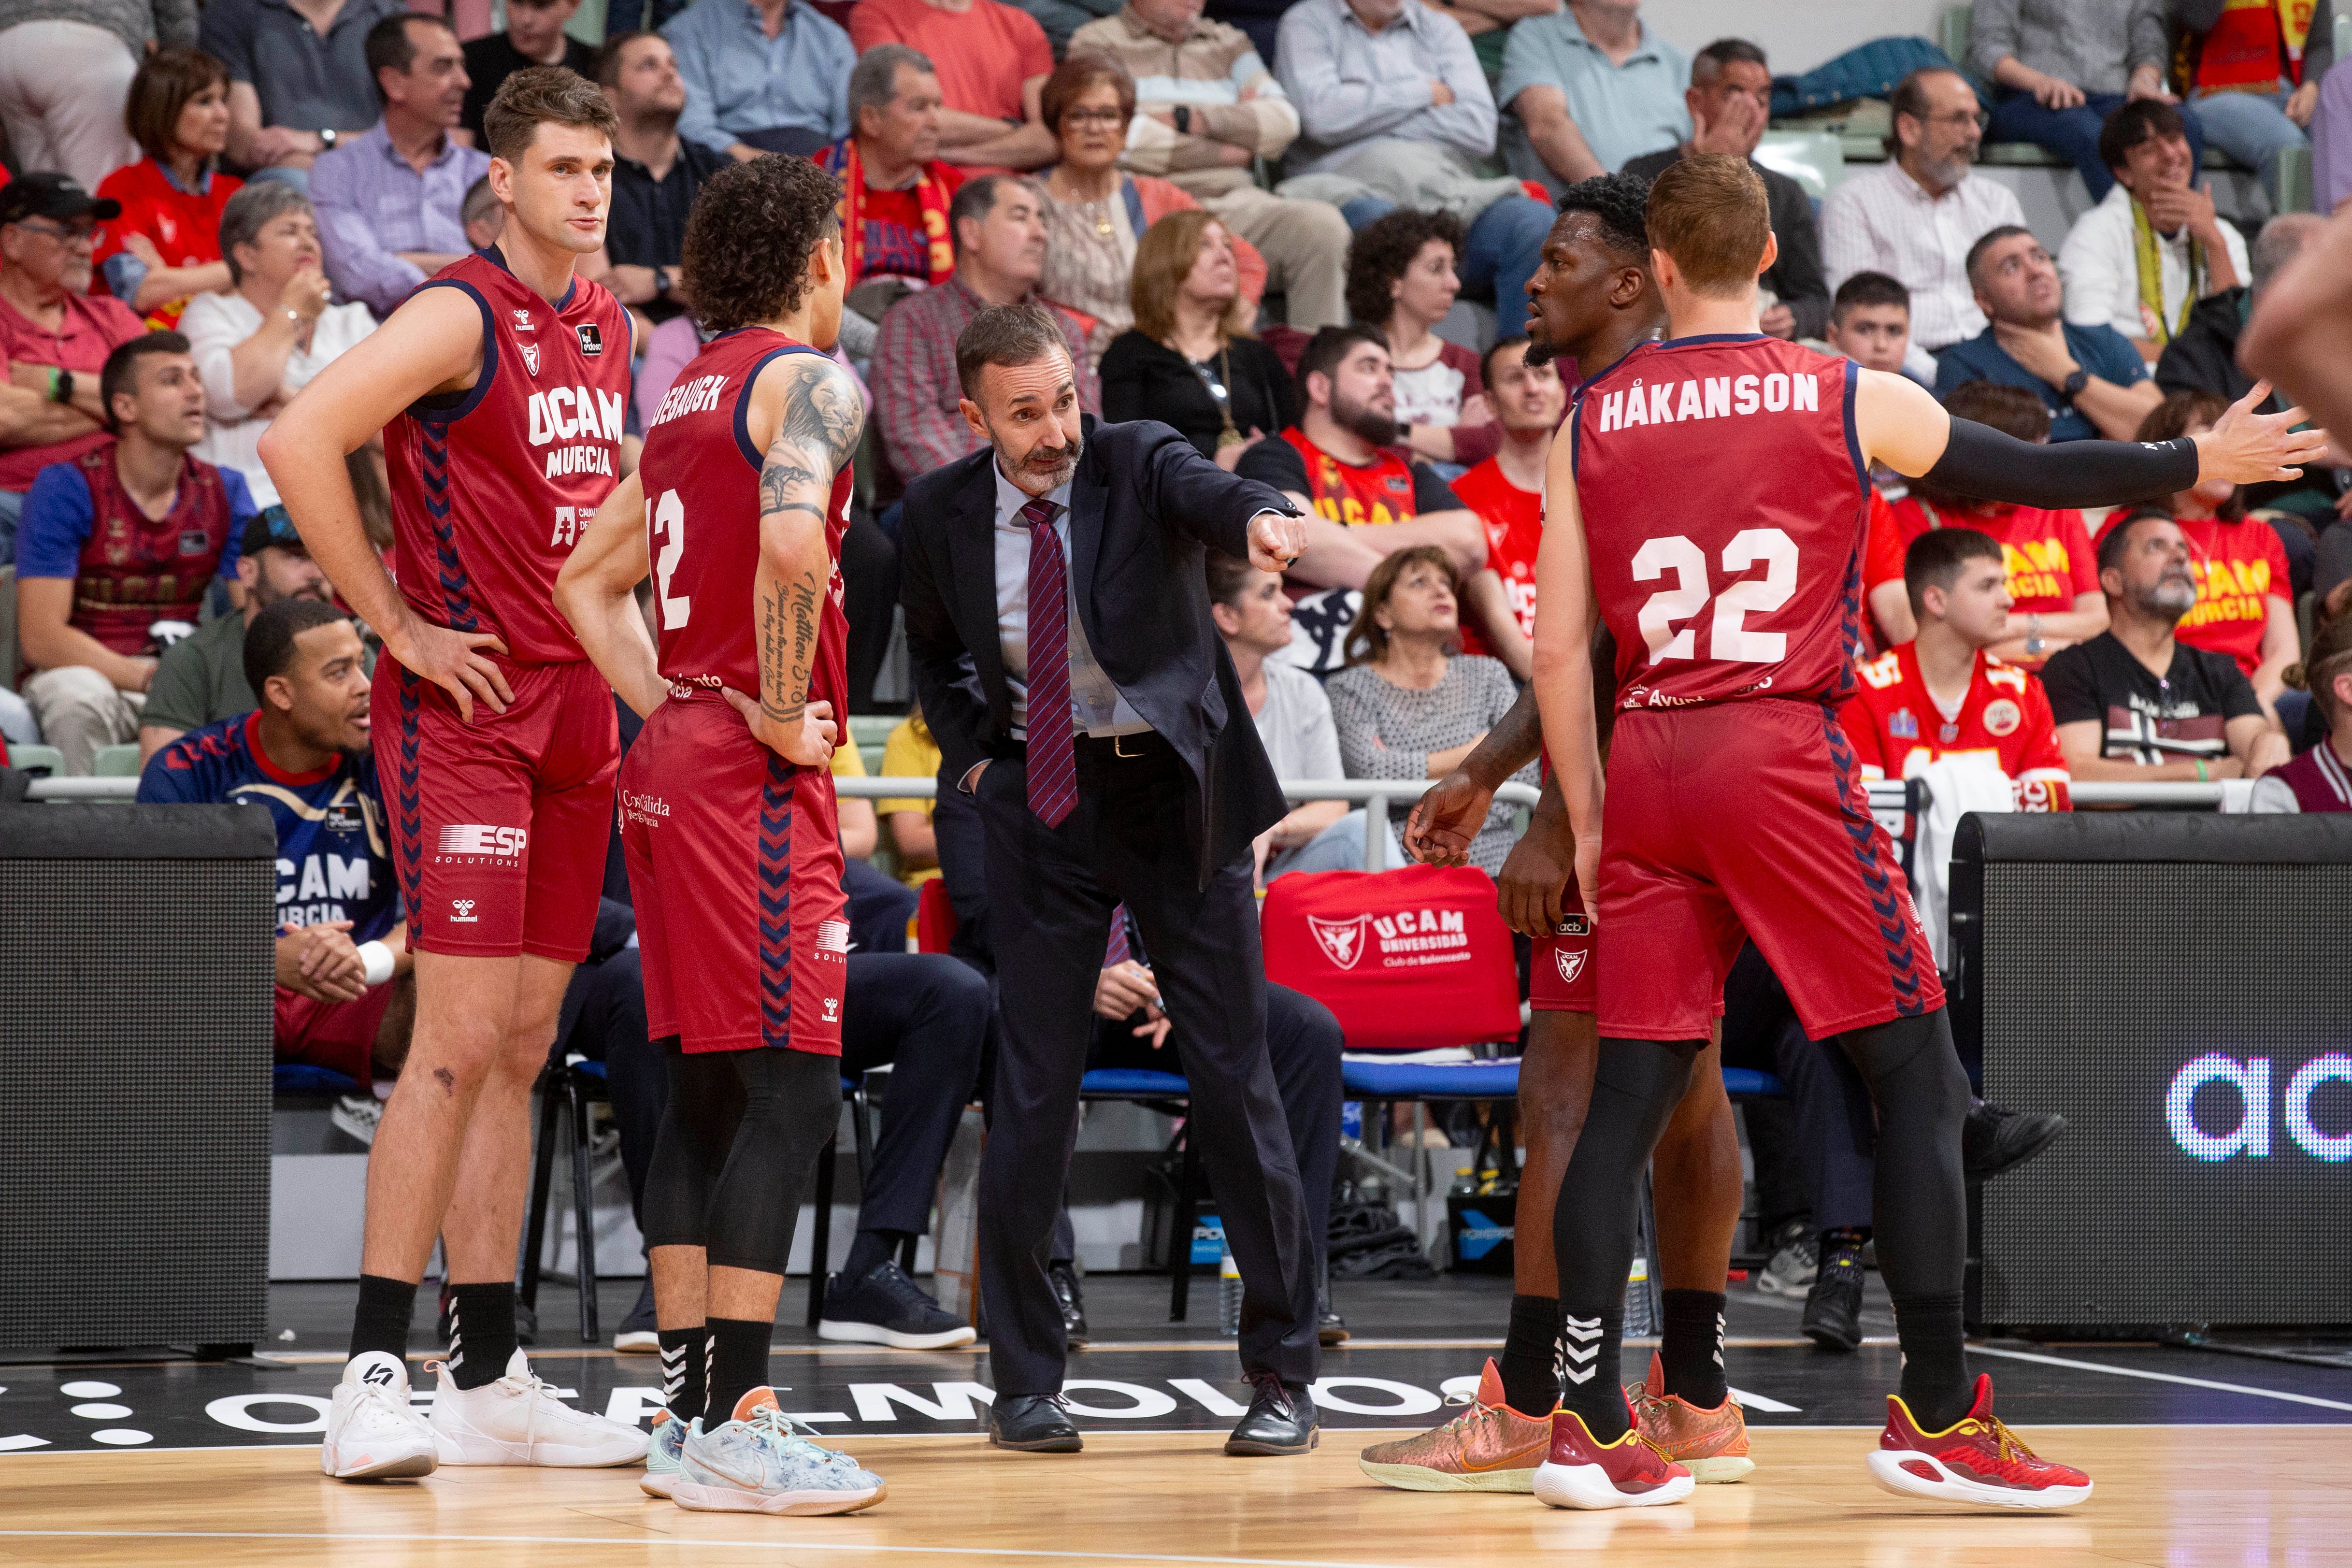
[754,357,865,728]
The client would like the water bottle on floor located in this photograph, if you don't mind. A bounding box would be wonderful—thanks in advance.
[1218,1237,1242,1337]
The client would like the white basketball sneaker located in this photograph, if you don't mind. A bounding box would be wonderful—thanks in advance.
[671,1387,887,1515]
[426,1349,650,1467]
[321,1350,439,1481]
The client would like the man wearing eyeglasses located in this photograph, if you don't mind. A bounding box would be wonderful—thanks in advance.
[1822,67,2028,384]
[0,173,147,565]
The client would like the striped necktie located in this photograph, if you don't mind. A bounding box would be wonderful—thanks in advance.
[1022,496,1076,827]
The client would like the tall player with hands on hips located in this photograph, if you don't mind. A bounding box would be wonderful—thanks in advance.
[1529,155,2323,1512]
[260,69,646,1482]
[555,154,886,1518]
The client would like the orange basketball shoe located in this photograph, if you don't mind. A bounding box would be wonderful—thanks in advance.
[1627,1351,1753,1483]
[1867,1374,2092,1510]
[1532,1397,1695,1510]
[1356,1359,1551,1493]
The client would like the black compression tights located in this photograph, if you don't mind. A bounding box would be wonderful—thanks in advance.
[640,1041,842,1275]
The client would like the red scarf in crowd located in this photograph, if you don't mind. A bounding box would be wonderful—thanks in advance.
[819,136,956,288]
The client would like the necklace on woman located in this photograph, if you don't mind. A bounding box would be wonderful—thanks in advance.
[1088,201,1114,237]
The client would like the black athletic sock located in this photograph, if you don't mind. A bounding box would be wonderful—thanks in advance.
[1892,1292,1971,1431]
[1821,1225,1870,1258]
[1499,1295,1561,1416]
[446,1281,517,1391]
[658,1325,708,1426]
[844,1228,910,1281]
[1659,1289,1728,1409]
[1558,1303,1627,1439]
[704,1317,772,1424]
[349,1273,419,1362]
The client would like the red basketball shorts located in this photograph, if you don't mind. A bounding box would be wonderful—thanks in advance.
[1528,888,1596,1014]
[275,979,398,1088]
[378,655,618,962]
[622,691,847,1055]
[1595,702,1943,1040]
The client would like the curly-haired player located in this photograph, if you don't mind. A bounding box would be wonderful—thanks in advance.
[556,153,884,1517]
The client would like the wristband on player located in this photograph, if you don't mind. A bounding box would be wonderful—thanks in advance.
[357,940,395,987]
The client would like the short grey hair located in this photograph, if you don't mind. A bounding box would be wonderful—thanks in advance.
[1690,37,1765,86]
[849,43,932,128]
[218,180,314,285]
[2251,212,2325,300]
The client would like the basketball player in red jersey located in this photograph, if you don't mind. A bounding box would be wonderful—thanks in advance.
[1364,175,1747,1498]
[258,69,646,1480]
[1529,155,2323,1511]
[555,155,883,1515]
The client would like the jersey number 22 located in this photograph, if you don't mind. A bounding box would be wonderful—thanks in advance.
[1632,527,1796,664]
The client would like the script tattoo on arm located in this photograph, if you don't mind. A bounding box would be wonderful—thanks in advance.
[755,356,865,727]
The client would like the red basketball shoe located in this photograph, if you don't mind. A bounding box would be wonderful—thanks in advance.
[1867,1374,2092,1510]
[1532,1398,1694,1510]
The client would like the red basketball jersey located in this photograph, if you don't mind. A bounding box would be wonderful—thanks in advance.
[1841,644,2071,811]
[637,328,853,705]
[1572,335,1867,710]
[385,250,631,664]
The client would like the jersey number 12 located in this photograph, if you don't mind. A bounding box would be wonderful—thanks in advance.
[650,488,689,630]
[1632,527,1797,665]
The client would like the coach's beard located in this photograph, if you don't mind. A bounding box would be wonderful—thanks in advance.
[1001,429,1083,495]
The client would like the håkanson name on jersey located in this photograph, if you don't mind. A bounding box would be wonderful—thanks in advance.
[527,384,626,479]
[1593,369,1824,433]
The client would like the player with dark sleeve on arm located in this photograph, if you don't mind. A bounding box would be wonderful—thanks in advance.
[555,154,887,1518]
[259,68,646,1483]
[1529,155,2320,1514]
[1367,173,1750,1498]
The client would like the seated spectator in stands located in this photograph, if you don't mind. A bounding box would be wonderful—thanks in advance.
[587,32,724,329]
[1825,272,1915,378]
[2131,390,2300,711]
[1277,0,1556,312]
[138,598,412,1085]
[313,15,490,320]
[1347,209,1499,469]
[817,46,964,365]
[850,0,1057,172]
[1069,0,1353,333]
[2171,0,2325,203]
[93,49,241,332]
[832,729,925,954]
[1038,61,1272,370]
[1844,526,2075,811]
[2155,211,2344,528]
[2043,509,2289,780]
[0,176,147,557]
[1621,38,1830,340]
[1499,0,1688,189]
[200,0,408,183]
[137,508,334,762]
[661,0,852,159]
[1326,545,1536,874]
[183,183,376,510]
[878,709,944,886]
[1206,548,1362,877]
[461,0,595,145]
[2251,612,2352,811]
[1447,333,1559,678]
[1973,0,2208,203]
[15,331,254,773]
[1100,210,1293,463]
[460,174,503,252]
[1889,382,2107,669]
[1937,226,2161,440]
[0,0,185,193]
[1821,67,2026,381]
[870,175,1098,488]
[1232,324,1491,674]
[2058,101,2247,360]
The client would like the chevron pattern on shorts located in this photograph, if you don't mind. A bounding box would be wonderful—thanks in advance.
[758,752,794,1046]
[1823,703,1928,1016]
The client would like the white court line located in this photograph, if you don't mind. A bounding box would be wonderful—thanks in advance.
[1966,1344,2352,1413]
[0,1531,1428,1567]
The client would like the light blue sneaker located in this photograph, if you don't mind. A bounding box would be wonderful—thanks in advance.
[671,1387,887,1516]
[641,1408,688,1498]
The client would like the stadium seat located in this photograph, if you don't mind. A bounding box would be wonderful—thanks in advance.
[88,745,139,777]
[915,877,957,954]
[801,1074,878,1327]
[1754,130,1845,198]
[6,745,63,777]
[521,1055,609,1344]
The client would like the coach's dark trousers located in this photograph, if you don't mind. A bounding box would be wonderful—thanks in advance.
[974,733,1320,1396]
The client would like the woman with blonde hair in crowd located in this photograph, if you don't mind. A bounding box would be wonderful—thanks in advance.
[1101,209,1293,470]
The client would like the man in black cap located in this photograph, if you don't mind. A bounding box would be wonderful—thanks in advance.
[0,173,143,561]
[137,506,340,763]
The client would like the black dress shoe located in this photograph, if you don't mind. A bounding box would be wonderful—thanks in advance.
[990,1393,1082,1453]
[1049,1261,1089,1348]
[1225,1372,1318,1456]
[1964,1101,2066,1182]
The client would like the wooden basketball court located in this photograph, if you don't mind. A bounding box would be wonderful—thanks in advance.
[3,1423,2344,1565]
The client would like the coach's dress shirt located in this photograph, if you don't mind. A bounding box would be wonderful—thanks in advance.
[991,464,1151,741]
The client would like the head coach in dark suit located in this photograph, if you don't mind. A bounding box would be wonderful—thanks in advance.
[898,303,1321,1457]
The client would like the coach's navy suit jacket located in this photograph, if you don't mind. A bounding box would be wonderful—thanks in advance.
[898,416,1291,887]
